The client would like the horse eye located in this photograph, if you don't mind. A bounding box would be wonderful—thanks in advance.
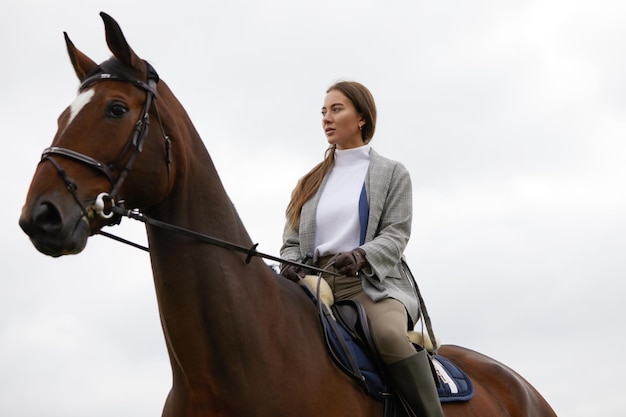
[107,103,129,118]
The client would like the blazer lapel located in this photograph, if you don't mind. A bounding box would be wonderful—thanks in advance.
[364,149,391,242]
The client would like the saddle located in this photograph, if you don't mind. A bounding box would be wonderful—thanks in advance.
[296,264,474,410]
[299,283,474,409]
[325,298,473,405]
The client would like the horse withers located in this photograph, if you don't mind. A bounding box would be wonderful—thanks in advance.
[19,12,558,417]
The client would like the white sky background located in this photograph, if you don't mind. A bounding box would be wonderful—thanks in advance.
[1,0,625,416]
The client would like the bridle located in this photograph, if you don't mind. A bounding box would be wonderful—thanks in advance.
[40,60,171,223]
[40,61,335,276]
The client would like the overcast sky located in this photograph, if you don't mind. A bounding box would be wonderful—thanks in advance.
[2,1,625,416]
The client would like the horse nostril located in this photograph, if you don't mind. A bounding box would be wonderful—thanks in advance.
[32,202,63,233]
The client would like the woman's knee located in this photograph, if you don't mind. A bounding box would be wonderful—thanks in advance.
[369,309,415,362]
[370,311,408,344]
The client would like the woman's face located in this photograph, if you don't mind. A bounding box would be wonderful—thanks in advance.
[321,89,365,150]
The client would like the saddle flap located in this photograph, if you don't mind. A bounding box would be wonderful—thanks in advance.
[332,299,380,366]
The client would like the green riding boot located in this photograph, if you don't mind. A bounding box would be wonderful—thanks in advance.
[387,350,444,417]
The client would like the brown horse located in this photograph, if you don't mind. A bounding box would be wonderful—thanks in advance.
[19,13,557,417]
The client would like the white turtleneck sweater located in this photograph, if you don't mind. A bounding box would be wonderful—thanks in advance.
[314,145,371,257]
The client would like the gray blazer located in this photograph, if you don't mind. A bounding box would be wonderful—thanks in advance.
[281,148,419,325]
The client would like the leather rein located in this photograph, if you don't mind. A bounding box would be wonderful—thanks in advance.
[42,62,335,276]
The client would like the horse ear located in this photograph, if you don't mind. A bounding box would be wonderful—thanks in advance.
[64,32,98,82]
[100,12,143,72]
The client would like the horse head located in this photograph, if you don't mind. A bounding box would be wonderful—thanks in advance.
[19,12,175,256]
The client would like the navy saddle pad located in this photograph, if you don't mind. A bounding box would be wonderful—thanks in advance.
[325,312,474,403]
[431,355,474,402]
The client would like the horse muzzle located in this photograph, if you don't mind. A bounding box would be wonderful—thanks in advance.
[19,198,91,257]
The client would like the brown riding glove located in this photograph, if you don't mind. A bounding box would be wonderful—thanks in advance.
[330,248,367,276]
[280,263,304,282]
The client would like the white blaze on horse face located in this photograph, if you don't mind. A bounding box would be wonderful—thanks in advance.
[67,89,95,126]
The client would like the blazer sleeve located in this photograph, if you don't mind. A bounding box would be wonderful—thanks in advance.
[281,215,302,262]
[360,161,412,282]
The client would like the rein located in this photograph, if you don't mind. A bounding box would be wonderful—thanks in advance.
[100,206,338,276]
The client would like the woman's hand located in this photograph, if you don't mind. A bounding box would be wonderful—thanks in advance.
[330,248,367,276]
[280,263,304,282]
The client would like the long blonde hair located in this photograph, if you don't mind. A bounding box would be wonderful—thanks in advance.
[285,81,377,230]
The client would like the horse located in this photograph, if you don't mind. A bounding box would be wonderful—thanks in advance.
[19,12,557,417]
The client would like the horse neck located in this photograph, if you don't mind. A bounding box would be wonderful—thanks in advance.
[145,119,281,375]
[148,87,254,270]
